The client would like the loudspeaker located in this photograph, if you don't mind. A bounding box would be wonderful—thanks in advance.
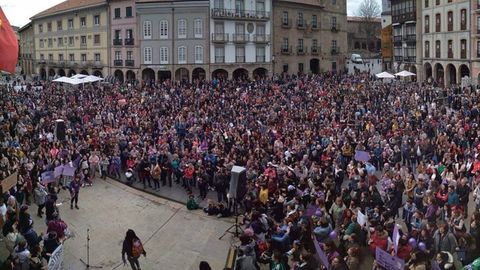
[229,165,247,200]
[55,119,66,141]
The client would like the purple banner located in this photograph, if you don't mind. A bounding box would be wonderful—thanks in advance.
[62,165,76,177]
[304,205,318,217]
[54,166,64,178]
[375,247,404,270]
[41,171,55,184]
[313,238,329,269]
[73,156,81,168]
[354,150,370,162]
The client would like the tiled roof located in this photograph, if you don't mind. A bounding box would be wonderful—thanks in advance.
[31,0,106,19]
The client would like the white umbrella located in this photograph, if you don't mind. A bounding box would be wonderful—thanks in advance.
[52,76,72,83]
[82,75,103,83]
[375,71,395,79]
[71,74,87,79]
[395,70,416,77]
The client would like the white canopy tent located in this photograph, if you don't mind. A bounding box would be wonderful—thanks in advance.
[82,75,103,83]
[71,74,87,80]
[375,71,395,79]
[395,70,416,77]
[52,75,103,85]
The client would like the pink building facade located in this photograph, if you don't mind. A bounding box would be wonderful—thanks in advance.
[109,0,140,83]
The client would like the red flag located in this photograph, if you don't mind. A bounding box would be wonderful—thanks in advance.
[0,7,18,73]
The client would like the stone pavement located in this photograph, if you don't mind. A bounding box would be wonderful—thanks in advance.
[1,178,235,270]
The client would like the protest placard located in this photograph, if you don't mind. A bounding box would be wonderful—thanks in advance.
[62,165,76,177]
[54,166,64,178]
[313,238,329,269]
[1,172,18,191]
[41,171,55,184]
[375,247,404,270]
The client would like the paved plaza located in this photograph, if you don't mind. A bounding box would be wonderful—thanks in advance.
[1,178,233,270]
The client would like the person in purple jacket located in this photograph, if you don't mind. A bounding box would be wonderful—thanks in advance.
[69,177,81,210]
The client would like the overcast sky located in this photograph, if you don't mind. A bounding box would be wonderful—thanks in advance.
[1,0,382,28]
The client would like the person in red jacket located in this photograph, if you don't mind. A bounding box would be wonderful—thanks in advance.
[368,225,390,255]
[395,236,413,261]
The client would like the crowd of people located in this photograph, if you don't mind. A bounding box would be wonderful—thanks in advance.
[1,72,480,269]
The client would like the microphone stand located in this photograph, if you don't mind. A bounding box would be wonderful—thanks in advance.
[79,229,103,269]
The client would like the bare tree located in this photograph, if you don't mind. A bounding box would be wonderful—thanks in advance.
[356,0,381,57]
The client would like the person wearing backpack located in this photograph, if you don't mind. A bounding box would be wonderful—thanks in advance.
[122,229,146,270]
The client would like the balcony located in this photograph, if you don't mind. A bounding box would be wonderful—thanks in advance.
[331,47,339,55]
[448,51,453,58]
[125,60,134,66]
[215,56,225,63]
[331,25,339,32]
[393,36,402,42]
[94,61,102,68]
[236,56,245,63]
[233,33,249,43]
[281,19,292,29]
[256,55,265,62]
[405,56,415,62]
[297,20,306,29]
[281,46,292,55]
[311,46,319,55]
[405,34,416,42]
[113,39,122,46]
[37,60,46,65]
[394,56,403,61]
[124,38,134,46]
[211,33,229,43]
[56,61,65,67]
[80,61,88,68]
[211,8,270,21]
[297,46,307,55]
[114,60,123,66]
[311,23,319,31]
[253,34,270,43]
[80,43,87,49]
[68,61,76,67]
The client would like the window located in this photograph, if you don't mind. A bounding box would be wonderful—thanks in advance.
[214,0,224,9]
[115,30,121,40]
[236,46,245,62]
[425,0,429,8]
[461,39,467,58]
[126,6,133,17]
[143,21,152,39]
[160,47,168,64]
[448,40,453,58]
[256,0,265,16]
[282,38,289,50]
[127,51,133,60]
[178,46,186,64]
[69,54,74,61]
[256,46,265,62]
[447,11,453,31]
[282,12,289,25]
[81,54,87,62]
[461,9,467,30]
[68,36,74,46]
[126,29,133,39]
[298,63,304,73]
[39,39,44,48]
[94,15,100,26]
[48,38,53,47]
[80,17,86,27]
[160,20,168,39]
[297,12,304,27]
[115,51,122,60]
[331,39,337,49]
[435,40,441,58]
[144,47,152,64]
[114,8,121,19]
[178,19,186,38]
[48,54,53,61]
[68,19,74,29]
[235,0,244,13]
[57,20,62,31]
[477,41,480,57]
[477,16,480,34]
[436,0,439,5]
[312,15,318,28]
[425,15,429,33]
[59,54,64,61]
[81,35,87,45]
[40,54,44,60]
[215,46,224,63]
[57,37,63,47]
[94,34,100,45]
[332,0,336,5]
[38,24,43,33]
[298,38,304,50]
[435,13,440,32]
[195,46,203,63]
[194,19,203,38]
[47,22,52,32]
[424,41,430,58]
[331,17,337,28]
[95,53,100,62]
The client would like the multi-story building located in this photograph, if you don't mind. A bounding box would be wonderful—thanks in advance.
[346,16,381,58]
[18,23,36,77]
[31,0,109,80]
[381,0,393,70]
[272,0,347,75]
[109,0,140,83]
[422,0,470,86]
[209,0,272,79]
[137,0,210,82]
[391,0,417,73]
[471,0,480,86]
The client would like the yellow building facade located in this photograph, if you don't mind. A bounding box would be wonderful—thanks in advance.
[31,0,109,79]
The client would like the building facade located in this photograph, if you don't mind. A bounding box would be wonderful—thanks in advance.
[31,0,109,80]
[209,0,272,79]
[346,16,381,58]
[391,0,417,73]
[381,0,393,70]
[471,0,480,85]
[109,0,140,83]
[422,0,470,86]
[137,0,210,82]
[18,23,36,77]
[272,0,347,75]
